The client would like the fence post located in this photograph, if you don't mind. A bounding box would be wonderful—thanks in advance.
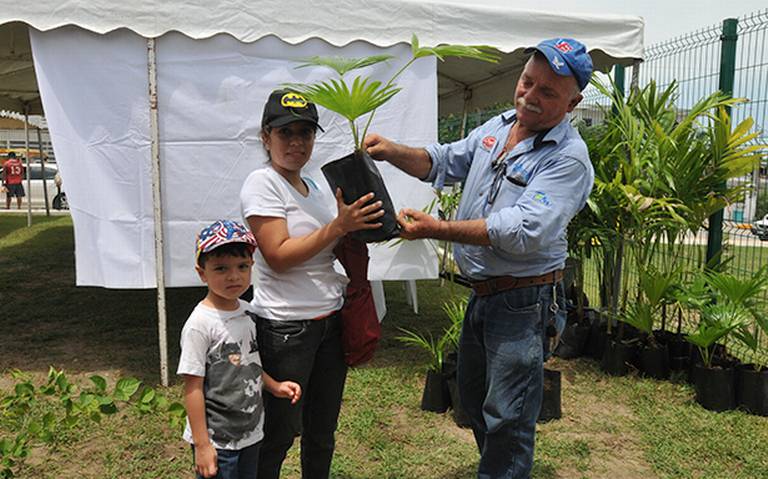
[614,65,625,97]
[611,65,625,118]
[706,18,738,266]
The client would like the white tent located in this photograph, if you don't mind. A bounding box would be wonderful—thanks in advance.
[1,1,644,115]
[0,0,644,384]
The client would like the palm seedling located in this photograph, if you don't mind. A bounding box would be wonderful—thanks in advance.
[286,35,499,152]
[676,268,767,369]
[283,36,499,242]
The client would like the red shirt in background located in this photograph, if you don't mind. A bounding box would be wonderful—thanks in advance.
[3,158,24,185]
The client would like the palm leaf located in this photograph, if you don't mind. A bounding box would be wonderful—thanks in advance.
[620,301,654,335]
[395,328,444,371]
[284,77,401,123]
[410,33,500,63]
[295,54,395,76]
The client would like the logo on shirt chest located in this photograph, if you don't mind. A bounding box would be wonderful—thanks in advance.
[481,136,497,151]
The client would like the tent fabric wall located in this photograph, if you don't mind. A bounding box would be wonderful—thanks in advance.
[31,27,439,288]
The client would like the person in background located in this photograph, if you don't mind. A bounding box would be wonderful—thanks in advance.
[3,152,25,209]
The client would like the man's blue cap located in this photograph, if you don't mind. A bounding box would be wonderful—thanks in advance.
[525,38,593,91]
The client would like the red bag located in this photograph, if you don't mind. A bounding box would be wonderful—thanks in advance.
[334,236,381,366]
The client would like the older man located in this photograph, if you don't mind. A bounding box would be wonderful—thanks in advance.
[364,38,595,478]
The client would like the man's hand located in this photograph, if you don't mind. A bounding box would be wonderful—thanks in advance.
[194,442,218,478]
[363,133,396,161]
[397,208,442,240]
[363,133,433,180]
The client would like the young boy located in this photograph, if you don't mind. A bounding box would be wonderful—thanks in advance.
[178,220,301,479]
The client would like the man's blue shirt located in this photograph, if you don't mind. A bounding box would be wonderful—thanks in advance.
[424,110,594,280]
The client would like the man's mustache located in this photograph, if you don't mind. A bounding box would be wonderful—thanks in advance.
[517,97,542,114]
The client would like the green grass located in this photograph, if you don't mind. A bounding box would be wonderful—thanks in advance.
[2,215,768,478]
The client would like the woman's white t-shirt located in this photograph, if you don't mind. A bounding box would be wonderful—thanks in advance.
[240,167,347,320]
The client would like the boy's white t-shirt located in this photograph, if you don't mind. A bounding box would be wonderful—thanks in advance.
[177,300,264,450]
[240,167,347,320]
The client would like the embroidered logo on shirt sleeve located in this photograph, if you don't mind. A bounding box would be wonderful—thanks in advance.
[531,191,552,207]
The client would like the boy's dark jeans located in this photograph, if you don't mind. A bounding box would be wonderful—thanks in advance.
[191,441,260,479]
[256,313,348,479]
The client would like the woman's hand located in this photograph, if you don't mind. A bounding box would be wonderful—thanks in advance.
[331,189,385,236]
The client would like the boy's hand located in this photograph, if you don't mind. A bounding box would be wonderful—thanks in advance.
[195,442,218,478]
[275,381,302,404]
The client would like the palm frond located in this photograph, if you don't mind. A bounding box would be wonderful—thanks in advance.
[283,77,401,123]
[295,54,395,76]
[410,33,500,63]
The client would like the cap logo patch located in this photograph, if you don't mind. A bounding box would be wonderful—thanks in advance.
[555,41,573,53]
[281,92,308,109]
[551,56,565,70]
[482,136,497,150]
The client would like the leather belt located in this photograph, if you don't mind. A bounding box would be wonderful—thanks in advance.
[470,270,563,297]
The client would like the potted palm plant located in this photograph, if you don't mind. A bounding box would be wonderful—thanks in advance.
[396,326,452,413]
[583,78,764,376]
[440,296,471,427]
[713,266,768,416]
[285,35,499,242]
[617,267,680,379]
[677,269,756,412]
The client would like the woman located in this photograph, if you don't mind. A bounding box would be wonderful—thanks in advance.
[240,89,383,479]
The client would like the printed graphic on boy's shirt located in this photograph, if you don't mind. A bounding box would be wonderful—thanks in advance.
[205,341,264,444]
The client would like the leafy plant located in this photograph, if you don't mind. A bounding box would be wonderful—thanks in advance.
[676,267,768,369]
[442,295,469,351]
[396,328,450,373]
[286,34,499,150]
[579,78,766,339]
[0,368,186,478]
[685,303,749,369]
[619,267,680,343]
[436,185,463,287]
[707,266,768,371]
[397,295,469,373]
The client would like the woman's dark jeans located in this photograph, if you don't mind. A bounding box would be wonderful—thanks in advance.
[255,313,347,479]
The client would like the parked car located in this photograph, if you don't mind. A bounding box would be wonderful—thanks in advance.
[27,163,66,210]
[750,214,768,240]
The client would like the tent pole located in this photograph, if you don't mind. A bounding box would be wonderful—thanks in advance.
[148,37,169,387]
[24,105,31,227]
[37,127,50,216]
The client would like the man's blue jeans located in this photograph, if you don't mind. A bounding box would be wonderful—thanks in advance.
[457,282,565,479]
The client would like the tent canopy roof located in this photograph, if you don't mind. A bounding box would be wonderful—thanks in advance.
[0,0,644,115]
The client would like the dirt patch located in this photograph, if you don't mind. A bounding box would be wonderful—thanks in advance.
[553,365,658,479]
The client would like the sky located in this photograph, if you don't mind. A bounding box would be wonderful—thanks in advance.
[437,0,767,46]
